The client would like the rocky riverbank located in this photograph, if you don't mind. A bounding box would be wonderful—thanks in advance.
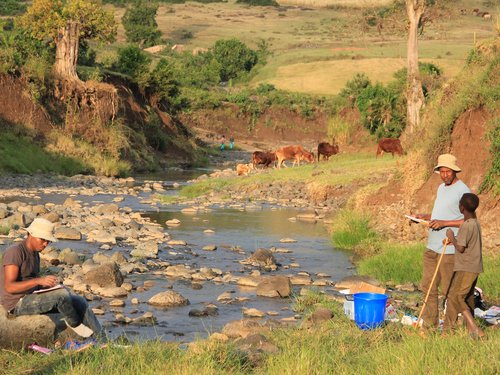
[0,173,380,348]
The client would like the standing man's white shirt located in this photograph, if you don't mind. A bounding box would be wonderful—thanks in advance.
[427,180,470,254]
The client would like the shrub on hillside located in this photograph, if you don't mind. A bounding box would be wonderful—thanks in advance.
[114,45,151,78]
[0,0,27,16]
[145,58,182,112]
[122,1,162,47]
[175,52,222,88]
[212,39,258,82]
[392,62,443,98]
[355,83,405,139]
[339,73,371,101]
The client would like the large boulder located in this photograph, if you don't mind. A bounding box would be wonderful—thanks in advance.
[148,291,189,307]
[241,248,276,267]
[54,227,82,241]
[0,305,65,349]
[84,262,123,287]
[256,276,292,298]
[130,241,158,259]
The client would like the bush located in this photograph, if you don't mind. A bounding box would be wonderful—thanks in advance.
[145,58,182,112]
[175,52,221,89]
[115,45,151,78]
[0,0,26,16]
[330,209,379,250]
[212,39,258,82]
[340,73,371,100]
[122,1,162,47]
[355,83,405,138]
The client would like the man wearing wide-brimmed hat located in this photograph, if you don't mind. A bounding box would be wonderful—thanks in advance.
[414,154,470,331]
[0,218,103,339]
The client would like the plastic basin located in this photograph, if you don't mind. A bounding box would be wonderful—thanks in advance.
[353,292,388,330]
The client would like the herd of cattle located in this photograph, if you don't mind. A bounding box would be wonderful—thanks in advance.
[236,138,404,176]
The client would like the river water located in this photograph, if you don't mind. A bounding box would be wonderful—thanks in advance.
[1,168,355,343]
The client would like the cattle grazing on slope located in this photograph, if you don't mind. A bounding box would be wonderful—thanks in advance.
[275,145,314,168]
[252,151,277,168]
[376,138,404,158]
[317,142,339,161]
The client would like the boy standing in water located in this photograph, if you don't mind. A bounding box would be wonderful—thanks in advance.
[444,193,485,339]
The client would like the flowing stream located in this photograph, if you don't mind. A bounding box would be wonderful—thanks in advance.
[1,168,355,343]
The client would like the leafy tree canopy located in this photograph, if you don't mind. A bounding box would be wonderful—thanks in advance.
[19,0,116,44]
[122,1,162,47]
[115,44,151,78]
[212,39,258,82]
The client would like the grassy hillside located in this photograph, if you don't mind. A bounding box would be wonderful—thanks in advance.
[102,0,498,96]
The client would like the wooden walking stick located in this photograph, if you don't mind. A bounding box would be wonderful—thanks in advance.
[416,239,449,329]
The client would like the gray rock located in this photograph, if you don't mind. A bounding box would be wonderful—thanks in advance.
[84,262,123,287]
[148,291,189,307]
[244,248,276,267]
[59,248,83,265]
[256,276,292,298]
[95,203,119,215]
[130,241,158,259]
[0,305,64,349]
[54,227,82,240]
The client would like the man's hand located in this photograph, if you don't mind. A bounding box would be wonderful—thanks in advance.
[38,275,58,288]
[429,219,446,230]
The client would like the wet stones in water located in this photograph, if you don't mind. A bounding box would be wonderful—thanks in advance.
[202,245,217,251]
[256,276,292,298]
[188,305,218,317]
[130,241,159,259]
[191,282,203,290]
[131,312,157,326]
[166,219,181,226]
[148,291,189,307]
[241,248,276,267]
[84,262,124,287]
[280,238,297,243]
[54,227,82,241]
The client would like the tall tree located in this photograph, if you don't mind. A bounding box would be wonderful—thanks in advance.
[405,0,425,134]
[20,0,116,82]
[122,1,161,48]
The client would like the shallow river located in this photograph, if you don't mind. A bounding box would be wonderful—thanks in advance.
[1,169,355,343]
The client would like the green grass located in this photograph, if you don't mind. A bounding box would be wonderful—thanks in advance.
[0,129,86,176]
[478,254,500,302]
[358,243,425,284]
[1,303,498,374]
[330,209,380,250]
[173,153,397,201]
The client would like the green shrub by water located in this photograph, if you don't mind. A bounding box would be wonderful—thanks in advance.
[331,209,380,250]
[358,243,424,284]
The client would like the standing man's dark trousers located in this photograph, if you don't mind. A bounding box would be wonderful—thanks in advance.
[420,249,455,329]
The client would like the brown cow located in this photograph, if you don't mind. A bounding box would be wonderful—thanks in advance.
[275,145,314,168]
[236,163,254,176]
[252,151,276,168]
[317,142,339,161]
[376,138,404,158]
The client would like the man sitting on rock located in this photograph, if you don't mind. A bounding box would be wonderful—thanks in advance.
[0,218,104,340]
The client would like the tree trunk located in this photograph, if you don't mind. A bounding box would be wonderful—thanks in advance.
[53,21,81,82]
[406,0,425,134]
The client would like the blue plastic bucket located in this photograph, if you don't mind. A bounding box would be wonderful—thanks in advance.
[353,292,388,330]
